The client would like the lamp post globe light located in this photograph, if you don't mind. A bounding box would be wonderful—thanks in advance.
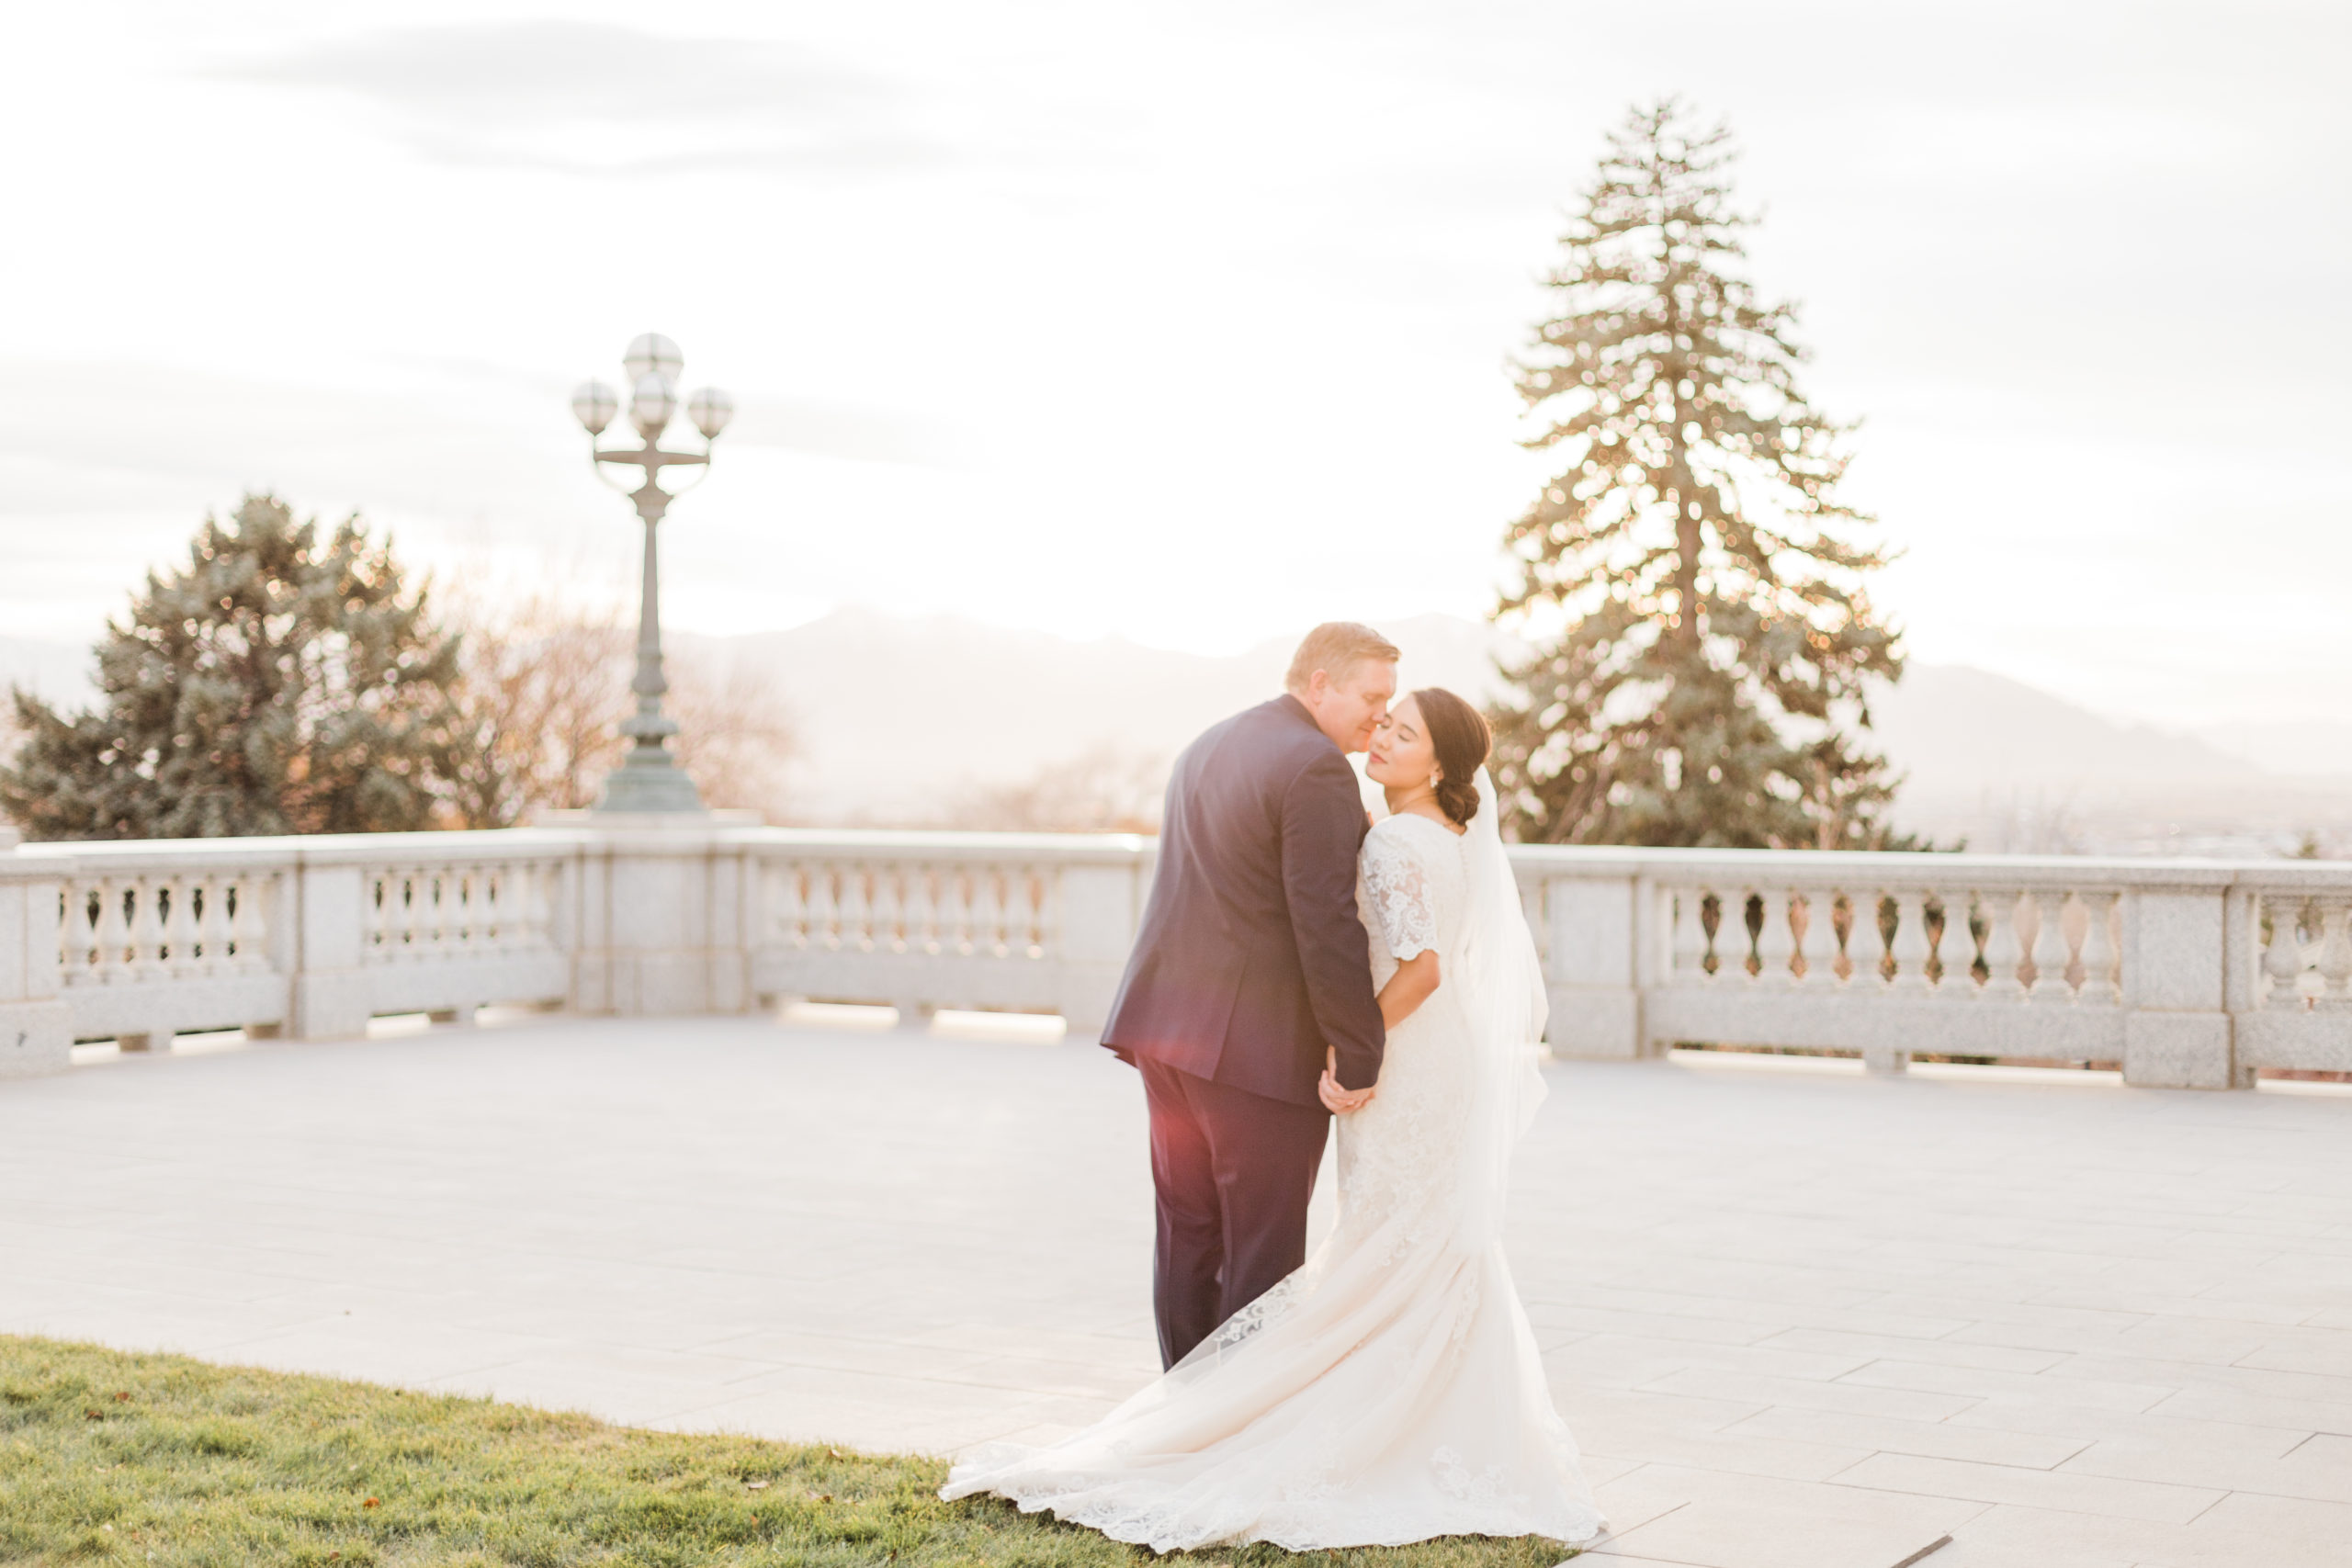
[571,332,734,813]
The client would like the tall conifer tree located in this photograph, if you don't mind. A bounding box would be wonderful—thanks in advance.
[0,494,465,840]
[1492,99,1905,849]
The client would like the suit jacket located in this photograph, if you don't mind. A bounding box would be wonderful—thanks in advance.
[1101,694,1386,1107]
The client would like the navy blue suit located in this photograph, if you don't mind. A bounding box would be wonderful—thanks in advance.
[1102,694,1386,1366]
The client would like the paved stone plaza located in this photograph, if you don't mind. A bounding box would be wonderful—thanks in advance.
[4,1016,2349,1568]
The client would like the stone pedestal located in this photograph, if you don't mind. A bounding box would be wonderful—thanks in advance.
[290,862,373,1041]
[0,829,71,1078]
[2121,890,2235,1089]
[1057,860,1148,1036]
[1542,874,1645,1059]
[544,810,764,1018]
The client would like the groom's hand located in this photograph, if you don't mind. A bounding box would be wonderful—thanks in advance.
[1320,1048,1375,1113]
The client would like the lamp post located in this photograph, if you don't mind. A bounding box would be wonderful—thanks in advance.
[571,333,735,813]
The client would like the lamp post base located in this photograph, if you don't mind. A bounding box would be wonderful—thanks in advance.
[595,747,707,813]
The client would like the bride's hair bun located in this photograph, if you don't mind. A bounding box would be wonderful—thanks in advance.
[1410,687,1491,827]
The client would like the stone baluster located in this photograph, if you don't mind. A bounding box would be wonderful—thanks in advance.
[1849,891,1886,988]
[939,865,965,955]
[129,879,167,980]
[491,867,517,953]
[506,864,532,954]
[975,869,1008,958]
[474,868,498,953]
[386,871,412,955]
[215,876,239,968]
[1003,868,1031,958]
[380,871,403,956]
[2030,890,2075,1002]
[2260,894,2306,1007]
[766,865,801,949]
[904,865,930,954]
[2078,890,2120,1006]
[80,882,101,977]
[1722,888,1754,979]
[1817,892,1857,986]
[58,883,86,979]
[475,868,500,952]
[2315,900,2352,1008]
[485,865,506,950]
[196,875,230,969]
[415,869,437,953]
[808,867,842,952]
[397,871,421,954]
[1029,867,1058,958]
[406,871,430,953]
[358,873,379,956]
[838,865,873,952]
[162,877,198,976]
[1786,890,1815,985]
[434,871,459,952]
[374,872,400,956]
[888,864,917,949]
[1004,868,1032,958]
[97,882,129,976]
[459,866,484,949]
[910,865,938,954]
[1671,887,1713,982]
[1889,889,1934,995]
[99,881,124,976]
[1979,888,2027,1001]
[1755,888,1796,987]
[224,877,260,971]
[878,865,913,953]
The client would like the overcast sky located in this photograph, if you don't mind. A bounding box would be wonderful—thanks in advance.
[2,1,2344,727]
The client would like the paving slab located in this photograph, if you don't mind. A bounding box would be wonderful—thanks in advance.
[6,1014,2352,1567]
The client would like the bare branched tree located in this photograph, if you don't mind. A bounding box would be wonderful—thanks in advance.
[668,654,800,823]
[442,593,799,826]
[937,745,1166,834]
[443,595,633,828]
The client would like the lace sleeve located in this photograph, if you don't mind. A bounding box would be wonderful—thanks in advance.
[1363,824,1438,961]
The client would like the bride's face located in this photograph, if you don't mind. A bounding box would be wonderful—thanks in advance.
[1365,697,1437,792]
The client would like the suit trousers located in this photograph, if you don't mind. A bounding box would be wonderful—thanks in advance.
[1138,1055,1332,1370]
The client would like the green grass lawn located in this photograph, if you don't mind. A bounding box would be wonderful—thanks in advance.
[0,1337,1579,1566]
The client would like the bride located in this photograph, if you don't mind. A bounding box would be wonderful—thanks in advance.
[942,687,1607,1554]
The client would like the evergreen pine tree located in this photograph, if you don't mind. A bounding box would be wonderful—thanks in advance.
[1492,99,1906,850]
[0,494,466,840]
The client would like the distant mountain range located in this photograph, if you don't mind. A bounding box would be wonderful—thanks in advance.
[672,610,1523,822]
[8,613,2347,853]
[673,611,2280,821]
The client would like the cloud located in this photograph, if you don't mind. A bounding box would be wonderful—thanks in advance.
[210,21,946,175]
[722,394,958,468]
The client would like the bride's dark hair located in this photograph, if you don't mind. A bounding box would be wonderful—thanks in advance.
[1409,687,1492,827]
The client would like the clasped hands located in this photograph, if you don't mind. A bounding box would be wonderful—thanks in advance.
[1318,1046,1375,1114]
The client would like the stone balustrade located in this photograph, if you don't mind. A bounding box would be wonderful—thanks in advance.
[745,829,1151,1032]
[1526,848,2352,1088]
[2,823,2346,1089]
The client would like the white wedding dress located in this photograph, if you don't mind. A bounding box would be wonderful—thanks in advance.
[942,771,1606,1553]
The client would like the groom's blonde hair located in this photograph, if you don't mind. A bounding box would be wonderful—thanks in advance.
[1284,622,1400,695]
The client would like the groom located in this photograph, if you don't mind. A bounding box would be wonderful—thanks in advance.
[1101,622,1397,1369]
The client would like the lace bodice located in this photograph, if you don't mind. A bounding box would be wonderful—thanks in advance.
[1358,812,1467,977]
